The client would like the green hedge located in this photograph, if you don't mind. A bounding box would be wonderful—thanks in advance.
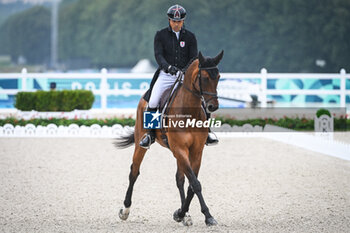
[14,91,36,111]
[316,108,331,118]
[0,117,349,131]
[15,90,94,111]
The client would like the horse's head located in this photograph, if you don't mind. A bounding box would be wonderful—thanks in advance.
[192,50,224,113]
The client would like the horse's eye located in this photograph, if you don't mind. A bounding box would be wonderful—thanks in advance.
[202,77,209,84]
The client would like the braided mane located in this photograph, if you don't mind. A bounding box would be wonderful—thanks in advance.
[182,56,198,73]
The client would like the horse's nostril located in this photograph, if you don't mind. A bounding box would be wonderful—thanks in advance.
[207,104,218,112]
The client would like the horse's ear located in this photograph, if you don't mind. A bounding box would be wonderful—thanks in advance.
[213,50,224,66]
[198,51,205,65]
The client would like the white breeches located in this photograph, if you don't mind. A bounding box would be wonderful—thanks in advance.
[148,70,178,109]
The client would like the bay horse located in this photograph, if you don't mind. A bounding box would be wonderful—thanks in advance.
[115,50,224,226]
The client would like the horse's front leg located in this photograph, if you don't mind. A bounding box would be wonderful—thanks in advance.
[173,166,193,226]
[119,146,146,220]
[173,149,217,226]
[174,149,201,223]
[176,167,185,207]
[173,160,195,222]
[186,167,217,226]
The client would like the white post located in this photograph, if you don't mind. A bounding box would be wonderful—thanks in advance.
[21,68,27,91]
[100,68,108,110]
[340,68,346,108]
[260,68,267,108]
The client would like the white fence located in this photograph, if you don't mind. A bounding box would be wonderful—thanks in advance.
[1,122,349,161]
[0,123,133,138]
[0,68,349,109]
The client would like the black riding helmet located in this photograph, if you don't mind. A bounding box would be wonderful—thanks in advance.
[167,4,186,21]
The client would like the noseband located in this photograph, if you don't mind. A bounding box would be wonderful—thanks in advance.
[182,64,219,107]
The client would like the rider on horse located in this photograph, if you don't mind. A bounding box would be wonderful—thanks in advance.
[140,4,218,149]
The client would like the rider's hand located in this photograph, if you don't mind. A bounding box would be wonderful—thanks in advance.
[168,65,180,76]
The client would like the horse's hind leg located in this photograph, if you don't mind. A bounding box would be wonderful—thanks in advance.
[119,146,147,220]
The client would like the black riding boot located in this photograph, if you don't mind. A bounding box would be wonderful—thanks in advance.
[139,107,157,149]
[205,112,219,146]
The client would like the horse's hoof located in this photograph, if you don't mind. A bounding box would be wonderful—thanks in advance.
[182,213,193,226]
[173,209,183,222]
[205,217,218,226]
[119,208,129,221]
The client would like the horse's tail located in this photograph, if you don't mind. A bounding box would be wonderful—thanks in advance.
[114,130,135,149]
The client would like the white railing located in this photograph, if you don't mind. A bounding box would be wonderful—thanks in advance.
[0,68,349,109]
[220,68,350,107]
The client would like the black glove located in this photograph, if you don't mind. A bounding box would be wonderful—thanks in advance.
[168,65,180,75]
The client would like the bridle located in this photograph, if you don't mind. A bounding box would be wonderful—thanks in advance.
[182,64,219,107]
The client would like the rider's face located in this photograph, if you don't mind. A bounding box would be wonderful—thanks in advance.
[169,19,184,32]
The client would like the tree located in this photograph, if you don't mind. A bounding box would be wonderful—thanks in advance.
[1,0,350,72]
[0,6,50,64]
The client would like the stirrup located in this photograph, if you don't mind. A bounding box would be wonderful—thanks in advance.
[139,133,154,149]
[206,132,219,146]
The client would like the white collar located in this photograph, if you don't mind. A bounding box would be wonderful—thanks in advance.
[173,30,180,40]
